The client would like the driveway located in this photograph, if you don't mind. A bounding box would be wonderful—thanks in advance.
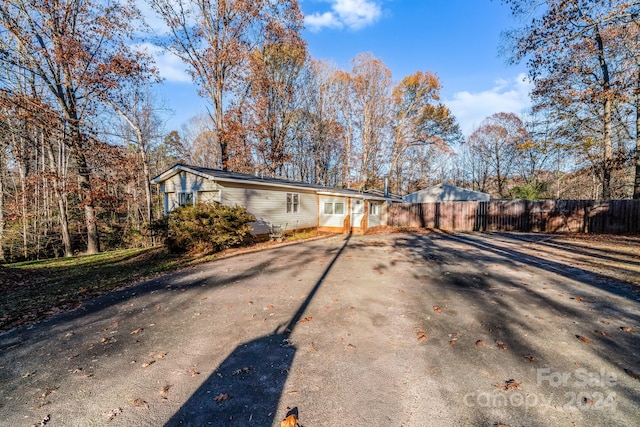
[1,232,639,426]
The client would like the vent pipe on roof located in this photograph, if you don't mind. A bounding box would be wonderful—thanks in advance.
[384,175,389,198]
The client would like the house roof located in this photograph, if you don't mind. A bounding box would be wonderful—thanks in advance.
[152,164,402,201]
[403,183,490,202]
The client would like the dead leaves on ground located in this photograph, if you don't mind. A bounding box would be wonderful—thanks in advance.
[495,340,508,351]
[415,327,427,342]
[297,316,312,324]
[576,335,591,343]
[104,407,122,421]
[280,414,300,427]
[495,379,521,391]
[160,384,172,399]
[130,328,143,335]
[448,332,461,346]
[30,414,50,427]
[433,305,442,313]
[129,398,149,409]
[213,393,231,402]
[523,354,538,363]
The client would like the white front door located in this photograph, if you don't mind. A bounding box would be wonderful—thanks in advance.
[351,199,364,229]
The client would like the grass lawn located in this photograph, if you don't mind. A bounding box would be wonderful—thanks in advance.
[0,230,325,334]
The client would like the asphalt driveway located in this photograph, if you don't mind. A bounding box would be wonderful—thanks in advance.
[1,232,639,426]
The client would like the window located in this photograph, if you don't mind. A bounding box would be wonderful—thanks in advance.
[323,201,345,215]
[370,202,380,216]
[178,192,194,207]
[287,193,299,213]
[323,202,333,215]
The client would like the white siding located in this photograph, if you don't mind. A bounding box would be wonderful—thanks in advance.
[319,195,348,228]
[220,182,317,234]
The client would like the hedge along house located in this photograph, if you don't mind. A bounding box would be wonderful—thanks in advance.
[151,164,398,236]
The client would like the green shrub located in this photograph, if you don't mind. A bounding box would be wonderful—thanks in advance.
[156,203,256,254]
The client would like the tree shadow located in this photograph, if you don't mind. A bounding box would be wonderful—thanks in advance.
[165,235,351,426]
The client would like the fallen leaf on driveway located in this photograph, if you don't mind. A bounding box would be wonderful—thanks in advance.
[433,306,442,313]
[297,317,312,323]
[141,360,155,368]
[347,343,356,349]
[495,379,521,390]
[576,335,591,343]
[523,354,538,363]
[130,328,143,335]
[475,340,485,347]
[495,340,508,351]
[189,369,200,377]
[415,327,427,342]
[103,408,122,421]
[593,330,611,337]
[620,326,635,333]
[213,393,231,402]
[280,413,300,427]
[129,398,149,409]
[232,367,251,376]
[161,385,172,399]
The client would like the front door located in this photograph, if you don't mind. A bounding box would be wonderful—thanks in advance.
[351,199,364,230]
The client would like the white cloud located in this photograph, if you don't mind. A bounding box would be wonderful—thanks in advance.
[133,43,192,83]
[304,0,382,32]
[446,73,533,138]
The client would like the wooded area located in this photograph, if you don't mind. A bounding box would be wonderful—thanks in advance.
[389,200,640,234]
[1,0,640,262]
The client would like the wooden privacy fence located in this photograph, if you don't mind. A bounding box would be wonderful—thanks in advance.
[387,200,640,234]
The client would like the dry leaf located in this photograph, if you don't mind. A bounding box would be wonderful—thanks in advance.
[265,305,274,310]
[155,352,168,359]
[347,343,356,349]
[523,354,538,363]
[576,335,591,343]
[232,367,250,376]
[160,385,172,399]
[130,328,143,335]
[104,408,122,421]
[213,393,231,402]
[309,342,318,352]
[297,316,312,323]
[141,360,155,368]
[189,369,200,377]
[582,397,595,406]
[129,398,149,409]
[496,379,521,390]
[475,340,485,347]
[280,414,300,427]
[433,305,442,313]
[621,326,635,333]
[415,327,427,342]
[593,330,611,337]
[495,340,508,351]
[31,414,51,427]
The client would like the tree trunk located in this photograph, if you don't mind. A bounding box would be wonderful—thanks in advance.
[45,140,72,257]
[74,149,100,254]
[0,147,5,263]
[634,80,640,199]
[595,26,613,200]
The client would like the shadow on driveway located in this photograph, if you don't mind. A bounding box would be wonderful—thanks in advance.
[165,235,351,426]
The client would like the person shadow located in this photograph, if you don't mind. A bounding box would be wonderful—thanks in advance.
[165,235,351,426]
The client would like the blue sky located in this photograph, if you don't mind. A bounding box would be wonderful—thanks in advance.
[148,0,532,137]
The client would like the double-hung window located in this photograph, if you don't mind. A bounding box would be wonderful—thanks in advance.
[287,193,299,213]
[370,202,380,216]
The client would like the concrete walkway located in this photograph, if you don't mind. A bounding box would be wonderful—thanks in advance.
[1,232,639,426]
